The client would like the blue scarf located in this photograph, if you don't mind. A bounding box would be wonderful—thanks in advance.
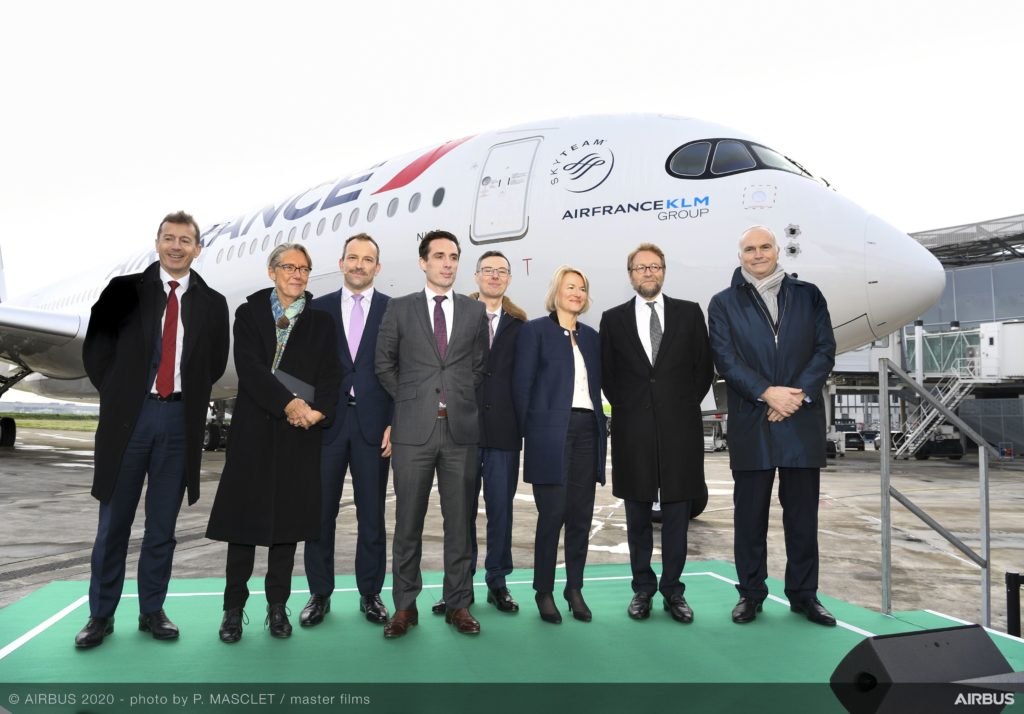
[270,291,306,372]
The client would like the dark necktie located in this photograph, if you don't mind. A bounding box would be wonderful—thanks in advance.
[156,280,180,397]
[433,295,448,359]
[647,301,662,364]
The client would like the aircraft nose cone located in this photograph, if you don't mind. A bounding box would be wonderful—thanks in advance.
[865,215,945,337]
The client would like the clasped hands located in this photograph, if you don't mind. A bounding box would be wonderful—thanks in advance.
[285,397,324,429]
[761,386,806,423]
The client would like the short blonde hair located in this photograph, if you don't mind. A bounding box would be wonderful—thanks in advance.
[544,265,592,314]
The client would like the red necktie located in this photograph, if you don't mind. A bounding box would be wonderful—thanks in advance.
[156,281,179,397]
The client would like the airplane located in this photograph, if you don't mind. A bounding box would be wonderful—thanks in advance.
[0,113,945,448]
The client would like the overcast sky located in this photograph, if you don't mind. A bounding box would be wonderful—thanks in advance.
[1,0,1021,301]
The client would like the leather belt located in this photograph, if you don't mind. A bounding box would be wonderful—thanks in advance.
[437,407,448,418]
[148,392,183,402]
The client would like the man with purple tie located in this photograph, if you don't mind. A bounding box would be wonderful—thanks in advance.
[374,230,489,638]
[302,234,393,627]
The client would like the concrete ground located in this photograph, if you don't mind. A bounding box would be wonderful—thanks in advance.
[1,429,1021,632]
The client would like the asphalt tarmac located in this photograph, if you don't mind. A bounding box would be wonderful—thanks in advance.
[1,429,1021,632]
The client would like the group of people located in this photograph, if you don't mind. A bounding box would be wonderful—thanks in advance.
[73,211,837,649]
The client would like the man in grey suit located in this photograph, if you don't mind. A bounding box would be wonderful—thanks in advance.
[375,230,489,638]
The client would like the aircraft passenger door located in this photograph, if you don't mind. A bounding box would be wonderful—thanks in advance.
[470,136,541,244]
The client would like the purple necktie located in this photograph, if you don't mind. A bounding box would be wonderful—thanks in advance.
[433,295,448,359]
[487,312,497,347]
[348,294,364,360]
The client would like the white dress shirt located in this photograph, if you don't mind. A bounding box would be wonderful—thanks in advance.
[424,286,454,344]
[153,268,190,394]
[634,293,666,365]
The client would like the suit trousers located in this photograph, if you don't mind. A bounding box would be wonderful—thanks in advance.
[625,498,691,598]
[223,542,298,609]
[532,411,597,593]
[471,447,520,589]
[390,417,476,611]
[732,467,820,603]
[304,405,390,597]
[88,398,186,618]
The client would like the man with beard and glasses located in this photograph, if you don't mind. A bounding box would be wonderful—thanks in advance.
[600,243,712,624]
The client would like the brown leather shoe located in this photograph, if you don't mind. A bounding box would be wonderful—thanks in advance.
[383,609,418,639]
[444,607,481,635]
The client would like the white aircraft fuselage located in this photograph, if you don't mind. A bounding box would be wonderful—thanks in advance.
[1,113,944,403]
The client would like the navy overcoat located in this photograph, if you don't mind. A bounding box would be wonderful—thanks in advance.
[707,268,836,471]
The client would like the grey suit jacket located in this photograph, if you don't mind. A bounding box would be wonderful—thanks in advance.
[375,290,489,446]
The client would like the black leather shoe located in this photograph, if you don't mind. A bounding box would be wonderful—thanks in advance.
[628,592,652,620]
[299,594,330,627]
[732,597,763,624]
[664,594,694,624]
[535,592,562,624]
[75,617,113,648]
[563,588,592,622]
[790,597,837,626]
[431,597,446,615]
[266,603,292,638]
[219,608,246,643]
[138,609,179,640]
[486,586,519,613]
[360,594,389,624]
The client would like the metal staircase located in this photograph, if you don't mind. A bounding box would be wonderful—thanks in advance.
[894,358,977,459]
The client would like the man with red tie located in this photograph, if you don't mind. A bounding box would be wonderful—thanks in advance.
[75,211,229,648]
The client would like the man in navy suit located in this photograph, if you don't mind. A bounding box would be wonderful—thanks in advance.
[432,251,526,615]
[301,233,393,627]
[76,211,229,648]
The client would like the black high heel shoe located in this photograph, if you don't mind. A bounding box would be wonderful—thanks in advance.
[563,588,592,622]
[535,592,562,624]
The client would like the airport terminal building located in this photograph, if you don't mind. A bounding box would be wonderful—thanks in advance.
[833,213,1024,456]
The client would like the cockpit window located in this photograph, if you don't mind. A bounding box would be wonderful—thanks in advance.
[667,141,711,177]
[666,138,817,180]
[711,141,756,174]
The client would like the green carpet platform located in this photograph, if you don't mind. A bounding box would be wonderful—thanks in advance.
[1,560,1021,713]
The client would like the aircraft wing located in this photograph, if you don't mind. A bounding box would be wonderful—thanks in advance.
[0,305,86,379]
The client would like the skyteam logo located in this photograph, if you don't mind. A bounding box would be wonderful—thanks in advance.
[550,139,614,193]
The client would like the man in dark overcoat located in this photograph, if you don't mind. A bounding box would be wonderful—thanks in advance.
[707,225,837,627]
[76,211,229,648]
[600,243,712,623]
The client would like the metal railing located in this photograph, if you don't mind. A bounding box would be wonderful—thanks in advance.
[879,358,1000,626]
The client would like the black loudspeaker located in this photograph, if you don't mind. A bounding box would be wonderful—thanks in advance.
[830,624,1015,714]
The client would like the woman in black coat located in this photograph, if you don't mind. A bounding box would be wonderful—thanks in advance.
[512,265,607,625]
[206,243,340,642]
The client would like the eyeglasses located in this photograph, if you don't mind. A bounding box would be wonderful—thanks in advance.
[276,264,311,276]
[478,267,510,277]
[629,264,664,274]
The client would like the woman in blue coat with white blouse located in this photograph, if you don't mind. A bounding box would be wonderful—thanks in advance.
[512,265,607,625]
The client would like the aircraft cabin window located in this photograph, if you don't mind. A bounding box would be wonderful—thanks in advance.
[668,141,711,176]
[332,213,343,232]
[217,249,223,264]
[387,197,399,218]
[711,140,756,175]
[316,217,326,236]
[349,208,360,227]
[288,226,297,242]
[227,245,236,261]
[302,222,311,240]
[433,187,445,207]
[275,230,284,246]
[262,234,271,251]
[749,144,808,177]
[409,192,421,213]
[367,202,378,223]
[250,238,258,255]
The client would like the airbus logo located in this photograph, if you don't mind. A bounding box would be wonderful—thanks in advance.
[550,139,614,193]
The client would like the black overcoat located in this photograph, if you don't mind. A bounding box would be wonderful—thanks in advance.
[600,295,713,503]
[707,268,836,471]
[83,262,229,505]
[206,288,340,545]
